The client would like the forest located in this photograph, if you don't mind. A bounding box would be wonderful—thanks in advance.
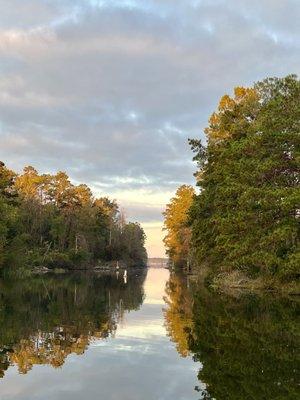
[164,75,299,291]
[0,163,147,274]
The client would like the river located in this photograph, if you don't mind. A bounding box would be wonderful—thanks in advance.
[0,268,298,399]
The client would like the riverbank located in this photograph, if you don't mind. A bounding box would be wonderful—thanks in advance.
[212,271,300,295]
[186,264,299,295]
[0,261,147,279]
[31,260,147,274]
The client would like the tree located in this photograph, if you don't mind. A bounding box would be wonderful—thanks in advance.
[163,185,195,268]
[189,75,300,283]
[0,162,18,266]
[14,166,45,200]
[204,86,259,144]
[121,222,147,267]
[0,163,148,271]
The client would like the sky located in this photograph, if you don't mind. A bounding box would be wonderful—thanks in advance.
[0,0,299,257]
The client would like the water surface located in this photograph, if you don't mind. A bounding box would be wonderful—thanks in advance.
[0,268,299,400]
[0,268,199,400]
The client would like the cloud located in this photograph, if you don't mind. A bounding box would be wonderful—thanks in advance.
[0,0,299,256]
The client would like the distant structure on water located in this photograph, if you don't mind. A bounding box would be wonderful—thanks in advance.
[147,258,169,268]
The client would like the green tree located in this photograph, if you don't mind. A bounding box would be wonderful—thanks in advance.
[121,222,147,267]
[0,163,147,272]
[189,75,300,283]
[0,162,18,266]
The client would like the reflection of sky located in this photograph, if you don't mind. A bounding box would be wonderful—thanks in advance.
[0,269,201,400]
[144,267,168,305]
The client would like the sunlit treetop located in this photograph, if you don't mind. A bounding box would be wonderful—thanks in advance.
[205,86,259,144]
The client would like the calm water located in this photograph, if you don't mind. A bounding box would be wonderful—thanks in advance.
[0,268,299,400]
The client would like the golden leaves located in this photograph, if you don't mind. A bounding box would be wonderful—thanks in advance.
[163,185,194,263]
[205,86,259,144]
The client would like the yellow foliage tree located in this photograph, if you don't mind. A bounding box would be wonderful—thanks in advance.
[163,185,195,266]
[15,166,49,201]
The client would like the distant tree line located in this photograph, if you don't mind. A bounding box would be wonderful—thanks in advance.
[0,163,147,272]
[164,75,299,288]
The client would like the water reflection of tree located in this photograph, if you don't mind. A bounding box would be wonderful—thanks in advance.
[0,270,146,378]
[164,275,300,400]
[163,274,194,357]
[191,290,299,400]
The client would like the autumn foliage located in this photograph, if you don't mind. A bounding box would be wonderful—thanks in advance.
[0,164,147,271]
[163,185,195,267]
